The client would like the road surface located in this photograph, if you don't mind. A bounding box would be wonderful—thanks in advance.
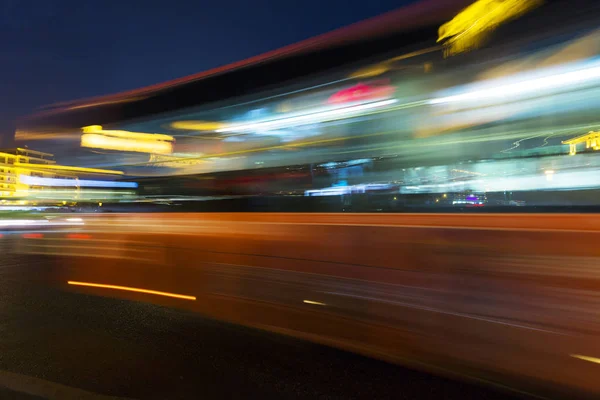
[0,253,524,400]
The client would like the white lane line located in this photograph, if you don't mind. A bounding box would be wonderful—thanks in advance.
[0,370,134,400]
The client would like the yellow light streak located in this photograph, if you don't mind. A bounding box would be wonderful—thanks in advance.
[303,300,326,306]
[81,134,173,155]
[438,0,542,56]
[13,163,124,175]
[169,121,225,131]
[15,147,54,157]
[571,354,600,364]
[148,153,207,168]
[349,47,441,78]
[67,281,196,300]
[82,125,174,142]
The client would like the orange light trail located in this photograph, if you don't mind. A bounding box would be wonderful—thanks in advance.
[22,233,43,239]
[66,233,92,240]
[67,281,196,300]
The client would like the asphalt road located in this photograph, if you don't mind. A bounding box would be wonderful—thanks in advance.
[0,254,526,400]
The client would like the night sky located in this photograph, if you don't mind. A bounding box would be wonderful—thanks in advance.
[0,0,417,144]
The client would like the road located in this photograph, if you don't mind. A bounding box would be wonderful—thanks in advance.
[0,253,525,400]
[6,212,600,398]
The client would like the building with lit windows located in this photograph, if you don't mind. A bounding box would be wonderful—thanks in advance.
[0,147,137,203]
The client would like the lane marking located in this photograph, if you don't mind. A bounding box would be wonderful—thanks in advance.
[571,354,600,364]
[67,281,196,301]
[303,300,326,306]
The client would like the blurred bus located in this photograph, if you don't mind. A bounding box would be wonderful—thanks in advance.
[16,0,600,212]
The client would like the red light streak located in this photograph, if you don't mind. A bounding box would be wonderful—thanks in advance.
[66,234,92,240]
[22,233,43,239]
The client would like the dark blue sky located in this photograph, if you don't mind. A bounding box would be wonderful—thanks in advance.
[0,0,417,144]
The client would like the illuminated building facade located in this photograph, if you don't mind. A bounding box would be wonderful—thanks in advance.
[0,148,70,198]
[0,147,136,203]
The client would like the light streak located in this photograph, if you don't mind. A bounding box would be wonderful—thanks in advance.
[81,125,174,154]
[136,130,393,167]
[0,206,51,211]
[429,63,600,105]
[216,99,397,133]
[14,163,124,175]
[438,0,542,56]
[67,281,197,300]
[169,121,225,131]
[571,354,600,364]
[22,233,44,239]
[349,46,441,78]
[81,133,173,155]
[0,219,49,227]
[303,300,326,306]
[305,183,395,197]
[19,175,138,188]
[65,233,91,240]
[81,125,174,141]
[0,219,84,227]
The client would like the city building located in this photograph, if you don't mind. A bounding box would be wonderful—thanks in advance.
[0,147,136,203]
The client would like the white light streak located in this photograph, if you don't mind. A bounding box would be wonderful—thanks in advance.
[217,99,397,133]
[305,183,395,197]
[0,219,84,228]
[19,175,138,188]
[0,219,49,227]
[429,63,600,105]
